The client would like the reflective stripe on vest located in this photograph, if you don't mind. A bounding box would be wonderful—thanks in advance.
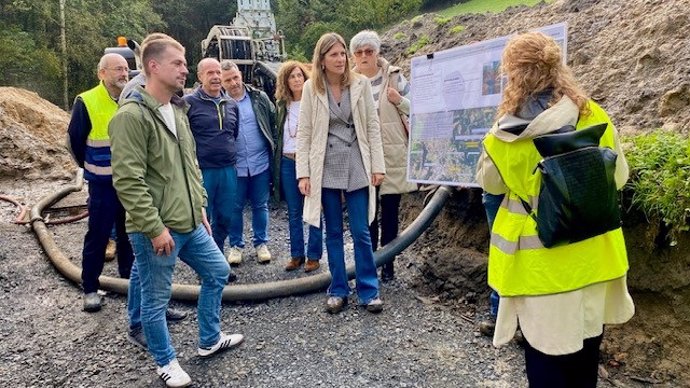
[84,162,113,176]
[79,82,117,177]
[482,100,628,297]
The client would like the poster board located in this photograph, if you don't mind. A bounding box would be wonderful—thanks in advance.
[406,23,568,187]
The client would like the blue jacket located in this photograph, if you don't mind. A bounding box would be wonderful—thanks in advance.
[183,87,239,169]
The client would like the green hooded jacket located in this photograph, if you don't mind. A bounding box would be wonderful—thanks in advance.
[109,86,207,238]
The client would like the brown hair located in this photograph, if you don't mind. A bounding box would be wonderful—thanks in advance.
[141,37,185,76]
[498,32,589,117]
[311,32,353,95]
[275,61,310,102]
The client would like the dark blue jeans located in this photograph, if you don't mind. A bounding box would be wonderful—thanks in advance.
[322,187,379,304]
[201,166,237,252]
[82,181,134,293]
[280,157,322,259]
[229,168,270,248]
[483,192,504,318]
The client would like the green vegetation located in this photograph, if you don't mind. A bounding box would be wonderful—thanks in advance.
[450,25,466,34]
[624,131,690,245]
[277,0,421,60]
[434,16,452,26]
[411,15,424,24]
[407,34,431,55]
[438,0,549,17]
[394,32,407,40]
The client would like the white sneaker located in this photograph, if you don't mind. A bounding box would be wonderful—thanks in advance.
[156,358,191,388]
[226,246,243,265]
[198,332,245,357]
[256,244,271,264]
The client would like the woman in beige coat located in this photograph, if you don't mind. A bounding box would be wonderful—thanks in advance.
[296,32,386,314]
[350,30,417,282]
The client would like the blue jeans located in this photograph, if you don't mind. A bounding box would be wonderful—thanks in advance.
[127,225,230,366]
[202,166,237,252]
[82,181,134,293]
[483,192,504,318]
[322,187,379,304]
[281,157,322,259]
[229,168,270,248]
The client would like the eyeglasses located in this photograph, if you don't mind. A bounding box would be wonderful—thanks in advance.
[353,48,375,57]
[106,66,129,73]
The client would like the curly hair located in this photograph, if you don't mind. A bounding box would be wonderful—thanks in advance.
[275,60,310,103]
[498,32,589,117]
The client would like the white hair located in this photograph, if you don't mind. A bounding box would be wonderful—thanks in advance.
[349,30,381,54]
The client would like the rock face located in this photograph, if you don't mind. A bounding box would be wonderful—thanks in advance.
[382,0,690,134]
[0,87,75,181]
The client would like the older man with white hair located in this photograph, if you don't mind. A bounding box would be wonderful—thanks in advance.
[67,53,133,312]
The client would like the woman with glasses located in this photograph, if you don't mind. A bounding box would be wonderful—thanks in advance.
[350,30,417,282]
[274,61,323,273]
[296,32,386,314]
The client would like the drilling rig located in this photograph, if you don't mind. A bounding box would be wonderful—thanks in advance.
[201,0,286,100]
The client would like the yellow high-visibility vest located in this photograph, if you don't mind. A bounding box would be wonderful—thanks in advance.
[79,82,117,177]
[483,101,628,297]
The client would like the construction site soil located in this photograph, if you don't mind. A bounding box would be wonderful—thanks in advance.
[0,0,688,386]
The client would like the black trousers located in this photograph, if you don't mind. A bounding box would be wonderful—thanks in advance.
[368,192,402,251]
[81,181,134,293]
[524,333,603,388]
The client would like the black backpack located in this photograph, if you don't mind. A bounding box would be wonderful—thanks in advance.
[521,123,622,248]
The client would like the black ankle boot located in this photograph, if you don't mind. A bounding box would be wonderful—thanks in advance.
[381,262,395,282]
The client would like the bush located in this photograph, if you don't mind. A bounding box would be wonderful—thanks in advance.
[434,16,452,26]
[624,130,690,246]
[393,32,406,40]
[450,25,466,34]
[407,34,430,55]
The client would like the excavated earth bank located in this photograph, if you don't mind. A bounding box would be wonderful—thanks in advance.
[381,0,690,384]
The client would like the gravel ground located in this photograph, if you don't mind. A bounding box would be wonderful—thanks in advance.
[0,179,630,387]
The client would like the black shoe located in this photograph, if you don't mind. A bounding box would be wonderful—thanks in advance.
[325,296,347,314]
[479,320,495,337]
[381,262,395,282]
[228,272,238,283]
[166,308,187,322]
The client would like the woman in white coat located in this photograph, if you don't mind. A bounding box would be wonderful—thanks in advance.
[296,32,386,314]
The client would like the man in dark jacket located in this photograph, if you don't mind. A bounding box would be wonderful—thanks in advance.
[184,58,239,254]
[220,60,277,265]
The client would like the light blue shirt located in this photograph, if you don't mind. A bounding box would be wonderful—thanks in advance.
[234,91,270,177]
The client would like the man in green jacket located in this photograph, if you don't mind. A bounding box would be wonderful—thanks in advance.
[109,36,243,388]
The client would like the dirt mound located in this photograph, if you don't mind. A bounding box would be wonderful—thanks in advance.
[382,0,690,134]
[0,87,76,180]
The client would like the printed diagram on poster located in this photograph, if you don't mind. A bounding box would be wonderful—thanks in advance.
[406,23,568,187]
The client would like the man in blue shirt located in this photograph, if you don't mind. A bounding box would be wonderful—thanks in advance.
[220,60,277,265]
[184,58,239,258]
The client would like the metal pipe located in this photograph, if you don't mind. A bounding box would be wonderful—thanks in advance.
[31,171,451,302]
